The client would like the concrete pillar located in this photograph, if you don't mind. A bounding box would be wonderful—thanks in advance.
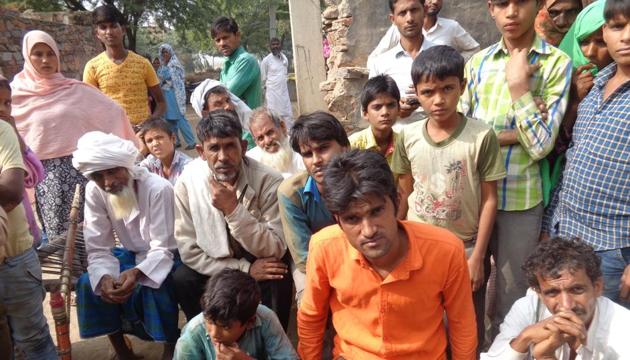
[288,0,327,114]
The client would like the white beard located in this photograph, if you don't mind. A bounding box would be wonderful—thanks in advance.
[107,179,138,220]
[258,137,292,173]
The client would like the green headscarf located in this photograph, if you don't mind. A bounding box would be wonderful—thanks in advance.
[558,0,606,75]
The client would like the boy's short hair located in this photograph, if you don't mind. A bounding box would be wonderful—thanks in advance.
[322,149,398,214]
[92,5,127,26]
[289,111,350,153]
[522,237,602,290]
[196,109,243,143]
[201,269,261,325]
[604,0,630,21]
[211,17,239,39]
[203,86,231,111]
[360,75,401,112]
[140,118,173,137]
[389,0,425,12]
[411,45,465,86]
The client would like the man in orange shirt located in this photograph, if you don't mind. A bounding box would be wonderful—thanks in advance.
[297,149,477,360]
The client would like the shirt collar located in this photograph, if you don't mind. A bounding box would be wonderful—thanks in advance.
[303,176,322,202]
[347,221,424,282]
[227,46,245,63]
[363,129,396,156]
[393,37,434,58]
[423,17,443,34]
[593,62,618,88]
[492,33,551,57]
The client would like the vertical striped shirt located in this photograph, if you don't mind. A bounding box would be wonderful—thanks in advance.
[558,63,630,251]
[460,35,572,211]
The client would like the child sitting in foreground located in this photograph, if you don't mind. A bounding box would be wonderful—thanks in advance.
[174,268,298,360]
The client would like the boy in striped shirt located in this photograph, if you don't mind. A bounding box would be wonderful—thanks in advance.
[459,0,572,337]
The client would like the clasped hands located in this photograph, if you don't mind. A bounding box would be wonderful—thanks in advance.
[99,268,143,304]
[511,310,587,359]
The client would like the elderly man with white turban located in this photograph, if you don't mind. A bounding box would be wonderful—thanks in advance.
[72,131,179,360]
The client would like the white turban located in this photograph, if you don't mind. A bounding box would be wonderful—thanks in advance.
[190,79,252,130]
[0,206,7,248]
[72,131,140,176]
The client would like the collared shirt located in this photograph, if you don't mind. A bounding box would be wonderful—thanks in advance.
[349,127,398,167]
[277,172,335,274]
[557,63,630,251]
[220,46,262,108]
[140,151,192,185]
[246,145,305,179]
[298,221,477,360]
[174,157,286,276]
[424,18,480,61]
[482,290,630,359]
[460,35,572,211]
[83,170,177,294]
[368,38,435,97]
[174,305,299,360]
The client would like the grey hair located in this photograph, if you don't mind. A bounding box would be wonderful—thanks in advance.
[249,107,283,129]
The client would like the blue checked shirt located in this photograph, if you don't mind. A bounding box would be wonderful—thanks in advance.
[558,63,630,251]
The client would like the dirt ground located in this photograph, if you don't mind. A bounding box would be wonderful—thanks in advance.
[40,104,300,359]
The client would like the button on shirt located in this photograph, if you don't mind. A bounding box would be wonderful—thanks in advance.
[349,127,398,167]
[482,290,630,359]
[83,171,177,294]
[368,38,435,97]
[557,63,630,251]
[277,173,335,274]
[298,221,477,360]
[140,151,192,185]
[220,46,262,108]
[174,305,299,360]
[460,35,572,211]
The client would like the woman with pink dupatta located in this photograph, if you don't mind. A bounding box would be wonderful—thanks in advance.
[11,30,137,241]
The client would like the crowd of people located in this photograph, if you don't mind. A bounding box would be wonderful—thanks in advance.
[0,0,629,359]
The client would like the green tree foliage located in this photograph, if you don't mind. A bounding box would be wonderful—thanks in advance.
[4,0,292,58]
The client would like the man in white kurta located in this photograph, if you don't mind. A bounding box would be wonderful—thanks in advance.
[72,131,179,359]
[246,107,304,179]
[260,38,293,124]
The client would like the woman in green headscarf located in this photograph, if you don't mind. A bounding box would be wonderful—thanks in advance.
[540,0,613,239]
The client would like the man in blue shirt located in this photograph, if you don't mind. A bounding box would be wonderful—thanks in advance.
[557,0,630,308]
[277,111,349,302]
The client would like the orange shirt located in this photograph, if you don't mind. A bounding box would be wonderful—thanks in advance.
[298,221,477,360]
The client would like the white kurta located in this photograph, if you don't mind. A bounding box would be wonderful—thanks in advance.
[261,53,293,120]
[483,290,630,359]
[83,170,177,294]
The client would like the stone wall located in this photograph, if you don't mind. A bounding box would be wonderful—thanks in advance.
[320,0,497,132]
[0,7,101,80]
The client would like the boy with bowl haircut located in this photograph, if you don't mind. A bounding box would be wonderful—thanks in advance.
[392,45,506,352]
[349,74,401,167]
[459,0,572,333]
[174,268,298,359]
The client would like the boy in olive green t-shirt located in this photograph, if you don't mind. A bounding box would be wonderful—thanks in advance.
[391,46,505,354]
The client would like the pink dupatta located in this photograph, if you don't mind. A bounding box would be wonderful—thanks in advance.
[10,30,138,161]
